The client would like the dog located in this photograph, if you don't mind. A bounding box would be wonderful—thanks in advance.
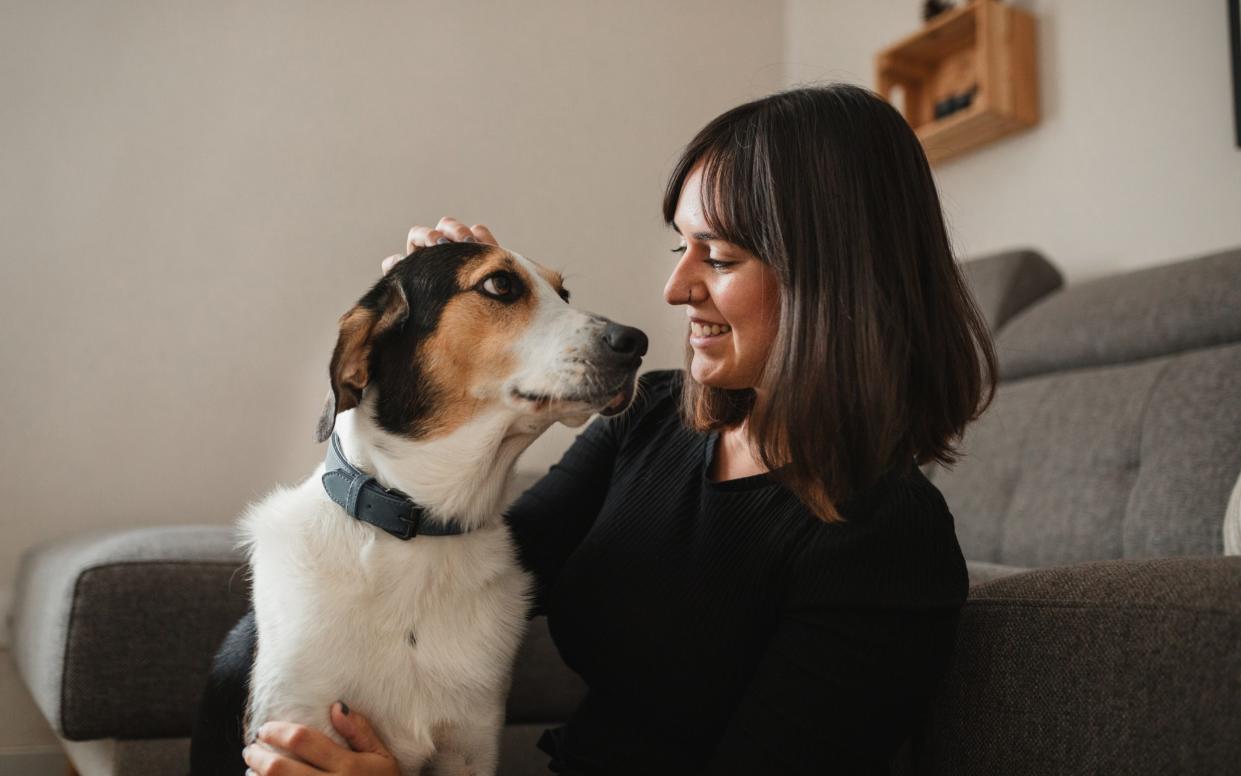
[189,240,646,776]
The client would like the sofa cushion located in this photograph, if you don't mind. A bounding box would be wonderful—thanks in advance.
[505,615,587,724]
[894,556,1241,775]
[965,560,1028,586]
[60,737,191,776]
[996,246,1241,381]
[499,724,557,776]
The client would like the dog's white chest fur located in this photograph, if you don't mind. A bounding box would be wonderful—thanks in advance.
[240,460,532,775]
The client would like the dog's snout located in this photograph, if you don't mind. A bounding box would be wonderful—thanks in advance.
[603,323,648,358]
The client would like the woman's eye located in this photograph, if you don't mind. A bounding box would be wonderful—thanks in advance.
[670,242,735,270]
[481,272,519,299]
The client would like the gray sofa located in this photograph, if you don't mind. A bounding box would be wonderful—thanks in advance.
[10,245,1241,775]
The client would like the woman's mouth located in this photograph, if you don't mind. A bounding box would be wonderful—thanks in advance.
[689,320,731,342]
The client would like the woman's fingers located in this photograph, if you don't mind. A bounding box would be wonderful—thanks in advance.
[392,218,501,272]
[242,740,322,776]
[469,223,498,245]
[406,225,448,253]
[253,721,343,772]
[330,701,395,758]
[381,254,404,275]
[407,218,499,252]
[435,216,477,243]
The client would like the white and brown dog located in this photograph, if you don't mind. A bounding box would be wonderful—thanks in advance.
[189,241,646,776]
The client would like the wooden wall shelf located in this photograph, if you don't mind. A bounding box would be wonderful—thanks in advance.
[875,0,1039,165]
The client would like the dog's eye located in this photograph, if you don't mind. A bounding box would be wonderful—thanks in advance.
[479,272,521,301]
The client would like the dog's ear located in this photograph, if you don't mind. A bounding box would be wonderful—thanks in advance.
[315,279,410,443]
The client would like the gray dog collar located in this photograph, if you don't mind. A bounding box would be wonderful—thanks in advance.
[321,433,470,540]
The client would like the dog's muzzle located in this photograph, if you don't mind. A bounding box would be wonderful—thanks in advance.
[596,322,647,416]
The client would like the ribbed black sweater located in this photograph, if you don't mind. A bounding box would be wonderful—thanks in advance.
[503,369,968,776]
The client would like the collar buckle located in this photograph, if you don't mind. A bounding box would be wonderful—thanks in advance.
[391,506,419,540]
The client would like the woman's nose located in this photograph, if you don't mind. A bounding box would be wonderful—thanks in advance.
[663,255,701,306]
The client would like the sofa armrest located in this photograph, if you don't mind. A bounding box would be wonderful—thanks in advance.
[897,556,1241,775]
[10,524,250,740]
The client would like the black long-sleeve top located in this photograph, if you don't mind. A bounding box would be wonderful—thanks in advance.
[502,369,968,775]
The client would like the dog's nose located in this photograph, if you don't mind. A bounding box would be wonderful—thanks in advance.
[603,323,648,358]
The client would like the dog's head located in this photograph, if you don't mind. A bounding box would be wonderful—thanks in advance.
[316,242,646,443]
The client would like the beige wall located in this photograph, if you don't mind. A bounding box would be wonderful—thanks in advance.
[0,0,786,640]
[4,0,1241,646]
[784,0,1241,284]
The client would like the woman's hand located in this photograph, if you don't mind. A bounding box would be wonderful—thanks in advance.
[381,216,500,274]
[242,702,399,776]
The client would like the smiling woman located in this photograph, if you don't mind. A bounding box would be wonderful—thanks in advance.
[500,83,993,776]
[661,85,998,520]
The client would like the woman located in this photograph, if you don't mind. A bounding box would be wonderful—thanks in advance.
[242,82,997,776]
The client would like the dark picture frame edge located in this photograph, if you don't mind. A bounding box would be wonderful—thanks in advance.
[1231,0,1241,146]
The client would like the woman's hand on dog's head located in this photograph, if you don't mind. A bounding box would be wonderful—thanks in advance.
[242,701,399,776]
[382,217,500,274]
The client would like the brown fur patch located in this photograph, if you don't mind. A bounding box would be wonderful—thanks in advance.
[334,306,374,396]
[317,281,410,441]
[411,250,537,438]
[335,294,409,395]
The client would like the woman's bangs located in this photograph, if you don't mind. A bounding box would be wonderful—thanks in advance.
[663,140,763,260]
[696,147,761,255]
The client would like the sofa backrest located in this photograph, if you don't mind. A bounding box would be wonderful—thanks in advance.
[956,247,1064,334]
[930,246,1241,567]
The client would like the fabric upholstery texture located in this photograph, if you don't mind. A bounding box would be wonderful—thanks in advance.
[499,725,557,776]
[996,246,1241,381]
[11,525,249,740]
[61,737,191,776]
[933,247,1241,567]
[893,556,1241,775]
[964,560,1028,586]
[937,341,1241,566]
[956,246,1064,334]
[506,616,587,724]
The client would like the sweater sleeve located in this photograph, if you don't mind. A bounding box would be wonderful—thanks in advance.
[502,370,680,617]
[503,415,620,618]
[704,485,968,774]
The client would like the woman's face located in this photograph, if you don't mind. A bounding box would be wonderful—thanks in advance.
[664,163,781,390]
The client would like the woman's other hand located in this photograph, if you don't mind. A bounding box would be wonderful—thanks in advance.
[242,702,399,776]
[381,217,500,274]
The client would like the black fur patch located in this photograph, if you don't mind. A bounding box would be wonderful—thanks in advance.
[364,239,491,439]
[190,610,257,776]
[365,242,491,439]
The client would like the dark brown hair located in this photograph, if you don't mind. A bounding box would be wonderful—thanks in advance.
[662,83,998,523]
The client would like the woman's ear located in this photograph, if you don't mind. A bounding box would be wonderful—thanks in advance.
[315,279,410,443]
